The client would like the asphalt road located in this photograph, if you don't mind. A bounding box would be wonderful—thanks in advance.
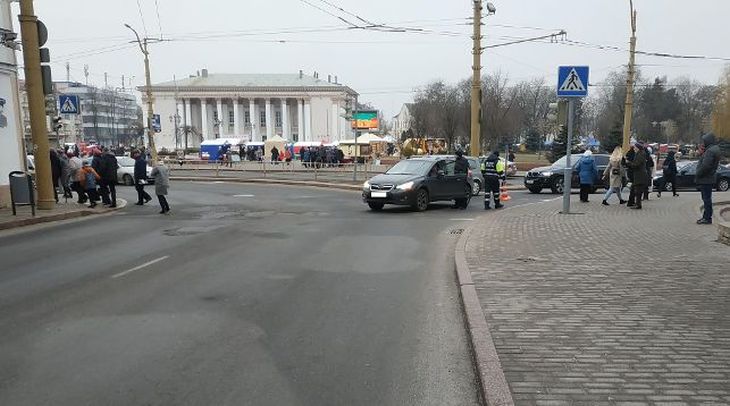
[0,182,546,406]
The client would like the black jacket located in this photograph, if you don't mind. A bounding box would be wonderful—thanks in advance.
[628,149,648,186]
[624,149,636,182]
[662,152,677,178]
[696,133,721,185]
[134,156,148,181]
[454,156,469,174]
[49,151,62,186]
[100,153,118,183]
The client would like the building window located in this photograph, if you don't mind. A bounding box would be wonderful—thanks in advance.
[275,111,282,127]
[229,111,235,126]
[213,111,219,122]
[244,111,250,124]
[260,111,266,126]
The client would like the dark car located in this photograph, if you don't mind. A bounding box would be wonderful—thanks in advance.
[362,157,472,211]
[652,160,730,192]
[524,153,612,194]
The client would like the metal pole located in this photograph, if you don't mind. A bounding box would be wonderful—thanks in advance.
[622,1,637,152]
[142,39,158,163]
[353,95,358,182]
[562,99,575,214]
[470,0,482,157]
[19,0,54,210]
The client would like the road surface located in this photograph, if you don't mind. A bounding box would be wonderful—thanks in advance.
[0,181,546,405]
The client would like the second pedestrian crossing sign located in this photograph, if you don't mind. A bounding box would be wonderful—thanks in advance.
[557,66,589,98]
[59,95,80,114]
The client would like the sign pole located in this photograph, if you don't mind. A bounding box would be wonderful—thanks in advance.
[562,98,575,214]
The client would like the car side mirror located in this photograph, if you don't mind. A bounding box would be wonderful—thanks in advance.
[437,170,445,177]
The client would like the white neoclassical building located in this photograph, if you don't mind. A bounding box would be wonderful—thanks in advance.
[142,70,358,151]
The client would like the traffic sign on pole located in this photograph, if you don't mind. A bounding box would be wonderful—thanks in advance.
[59,95,79,114]
[152,114,162,133]
[557,66,589,98]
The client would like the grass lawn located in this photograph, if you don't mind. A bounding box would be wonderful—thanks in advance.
[514,152,550,165]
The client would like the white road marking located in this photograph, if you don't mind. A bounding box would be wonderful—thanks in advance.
[449,218,475,221]
[111,256,170,279]
[233,194,255,197]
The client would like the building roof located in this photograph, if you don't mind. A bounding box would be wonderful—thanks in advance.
[146,73,357,95]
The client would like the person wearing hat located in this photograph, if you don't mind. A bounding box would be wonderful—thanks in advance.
[480,150,505,210]
[626,143,647,209]
[696,133,721,224]
[453,149,470,209]
[577,150,598,203]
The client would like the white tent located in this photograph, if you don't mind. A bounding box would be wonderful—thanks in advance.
[264,135,289,156]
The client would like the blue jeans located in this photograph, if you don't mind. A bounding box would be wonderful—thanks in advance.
[603,187,623,202]
[700,184,713,221]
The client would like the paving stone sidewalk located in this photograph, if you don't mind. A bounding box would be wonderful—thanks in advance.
[0,199,124,231]
[465,195,730,406]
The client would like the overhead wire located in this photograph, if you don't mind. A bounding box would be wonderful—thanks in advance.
[135,0,148,37]
[154,0,164,39]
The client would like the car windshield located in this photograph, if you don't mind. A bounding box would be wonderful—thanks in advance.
[386,160,432,175]
[551,154,583,168]
[118,157,135,166]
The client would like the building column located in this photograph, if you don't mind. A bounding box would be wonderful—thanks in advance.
[304,100,312,142]
[201,99,209,139]
[297,99,304,142]
[331,102,339,141]
[249,98,258,141]
[216,99,224,137]
[265,99,273,140]
[281,98,290,140]
[233,99,241,136]
[184,99,191,128]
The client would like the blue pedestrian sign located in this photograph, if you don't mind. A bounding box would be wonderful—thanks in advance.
[557,66,589,98]
[152,114,162,133]
[59,95,80,114]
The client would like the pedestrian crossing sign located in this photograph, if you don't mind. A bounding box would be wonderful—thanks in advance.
[557,66,589,98]
[59,95,80,114]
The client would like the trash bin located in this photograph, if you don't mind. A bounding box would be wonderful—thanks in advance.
[9,171,35,216]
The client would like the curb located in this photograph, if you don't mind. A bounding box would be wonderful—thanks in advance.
[170,176,362,191]
[0,198,127,231]
[455,226,515,406]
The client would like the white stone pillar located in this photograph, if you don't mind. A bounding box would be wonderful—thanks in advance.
[304,100,312,142]
[201,99,209,139]
[184,99,192,128]
[216,99,225,137]
[297,99,304,142]
[233,99,241,136]
[331,102,339,141]
[281,98,290,140]
[265,99,273,140]
[249,99,258,141]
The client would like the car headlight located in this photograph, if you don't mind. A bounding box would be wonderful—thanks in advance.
[363,181,370,190]
[396,181,415,191]
[540,171,553,176]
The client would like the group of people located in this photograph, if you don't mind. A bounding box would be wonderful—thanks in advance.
[46,146,171,215]
[576,133,722,224]
[300,146,345,168]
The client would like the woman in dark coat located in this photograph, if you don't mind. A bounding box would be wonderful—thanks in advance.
[626,143,647,210]
[657,150,678,198]
[49,149,62,203]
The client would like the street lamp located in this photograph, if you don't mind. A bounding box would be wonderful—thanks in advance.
[470,1,495,157]
[124,23,158,162]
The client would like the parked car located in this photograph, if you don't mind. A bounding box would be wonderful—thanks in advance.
[653,160,730,192]
[479,156,517,177]
[362,156,472,211]
[437,155,483,196]
[524,153,612,194]
[116,156,153,186]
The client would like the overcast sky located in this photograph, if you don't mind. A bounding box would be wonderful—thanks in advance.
[15,0,730,117]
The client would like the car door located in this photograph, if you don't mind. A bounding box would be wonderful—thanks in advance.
[443,160,464,198]
[423,161,445,199]
[677,162,697,187]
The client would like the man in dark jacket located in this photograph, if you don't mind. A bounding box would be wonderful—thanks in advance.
[99,148,119,207]
[657,150,678,198]
[643,147,655,201]
[696,133,721,224]
[626,143,647,210]
[481,150,505,210]
[49,149,62,203]
[453,149,470,209]
[624,147,636,206]
[133,150,152,205]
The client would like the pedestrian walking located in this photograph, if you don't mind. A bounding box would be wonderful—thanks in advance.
[643,147,655,201]
[657,150,678,198]
[453,149,470,210]
[626,143,648,210]
[78,161,101,208]
[624,147,636,207]
[49,149,62,203]
[133,150,152,205]
[481,150,505,210]
[602,146,627,205]
[150,161,171,214]
[695,133,721,224]
[99,147,118,207]
[59,149,73,199]
[578,150,598,203]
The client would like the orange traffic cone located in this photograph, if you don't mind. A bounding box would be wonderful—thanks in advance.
[499,183,511,202]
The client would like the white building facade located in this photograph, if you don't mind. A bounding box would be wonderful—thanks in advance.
[142,70,358,151]
[392,103,413,139]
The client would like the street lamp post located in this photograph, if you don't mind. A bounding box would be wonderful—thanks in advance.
[469,1,495,157]
[124,23,158,163]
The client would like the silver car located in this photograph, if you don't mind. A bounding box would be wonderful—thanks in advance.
[116,156,153,186]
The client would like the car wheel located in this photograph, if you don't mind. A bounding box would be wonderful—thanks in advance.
[368,202,385,211]
[550,177,564,194]
[717,178,730,192]
[528,186,542,194]
[472,179,481,196]
[123,174,133,186]
[413,189,429,212]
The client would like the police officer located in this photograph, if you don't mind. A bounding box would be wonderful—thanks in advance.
[481,150,505,210]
